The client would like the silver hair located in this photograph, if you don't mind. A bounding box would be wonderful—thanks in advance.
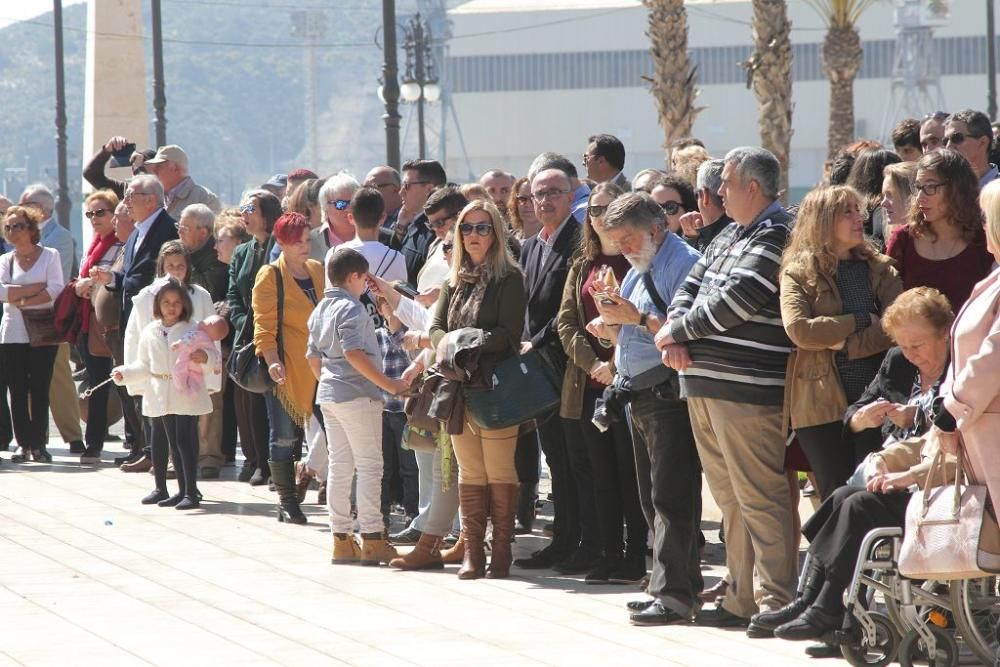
[180,203,215,231]
[127,174,165,204]
[723,147,781,200]
[319,171,360,203]
[696,159,725,207]
[527,152,577,182]
[21,183,55,214]
[602,191,663,232]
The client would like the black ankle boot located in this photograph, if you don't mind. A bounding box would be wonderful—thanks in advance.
[752,559,826,630]
[270,461,307,525]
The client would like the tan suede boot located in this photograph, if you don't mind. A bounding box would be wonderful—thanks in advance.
[457,484,488,580]
[440,532,465,564]
[361,532,399,566]
[389,533,444,570]
[486,483,519,579]
[331,533,362,564]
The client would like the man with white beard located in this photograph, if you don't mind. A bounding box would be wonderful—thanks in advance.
[586,192,702,626]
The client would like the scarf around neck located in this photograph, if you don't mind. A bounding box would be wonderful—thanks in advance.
[447,262,489,331]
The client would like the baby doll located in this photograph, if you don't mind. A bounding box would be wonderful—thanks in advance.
[171,314,229,395]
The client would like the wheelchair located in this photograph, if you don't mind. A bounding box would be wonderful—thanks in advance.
[825,527,1000,666]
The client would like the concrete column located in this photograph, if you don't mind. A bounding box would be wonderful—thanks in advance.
[82,0,150,248]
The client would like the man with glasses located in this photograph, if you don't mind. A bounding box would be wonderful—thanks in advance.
[312,174,360,263]
[944,108,998,187]
[583,134,631,192]
[920,111,948,153]
[394,159,447,285]
[89,174,178,471]
[514,168,590,573]
[527,153,590,224]
[364,166,403,228]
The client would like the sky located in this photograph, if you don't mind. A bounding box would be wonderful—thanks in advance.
[0,0,87,31]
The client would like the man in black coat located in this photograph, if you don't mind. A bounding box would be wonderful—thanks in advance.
[390,159,447,284]
[90,174,178,469]
[513,168,598,573]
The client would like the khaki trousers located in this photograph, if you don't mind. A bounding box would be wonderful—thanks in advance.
[451,411,518,486]
[198,377,226,468]
[687,396,797,618]
[48,342,82,443]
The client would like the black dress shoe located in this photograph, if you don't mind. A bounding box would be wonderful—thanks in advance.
[607,556,646,585]
[745,621,774,639]
[584,560,617,584]
[774,607,842,641]
[751,598,810,631]
[142,489,169,505]
[626,598,655,612]
[158,493,185,507]
[115,450,144,466]
[696,605,751,628]
[804,642,842,658]
[630,600,690,626]
[513,546,568,569]
[176,496,200,510]
[69,440,85,454]
[552,548,602,575]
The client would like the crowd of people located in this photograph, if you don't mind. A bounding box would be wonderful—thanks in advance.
[2,110,1000,659]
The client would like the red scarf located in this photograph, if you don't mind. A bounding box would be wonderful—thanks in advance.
[79,232,120,334]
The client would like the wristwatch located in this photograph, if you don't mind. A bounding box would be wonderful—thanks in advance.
[637,312,648,328]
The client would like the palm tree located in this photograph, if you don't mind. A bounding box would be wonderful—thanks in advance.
[745,0,794,200]
[805,0,877,159]
[643,0,703,167]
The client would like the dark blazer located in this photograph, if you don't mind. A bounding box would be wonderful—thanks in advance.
[227,235,277,343]
[519,217,580,354]
[843,346,919,453]
[397,213,436,285]
[110,208,178,331]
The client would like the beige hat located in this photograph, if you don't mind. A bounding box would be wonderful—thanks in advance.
[145,144,189,169]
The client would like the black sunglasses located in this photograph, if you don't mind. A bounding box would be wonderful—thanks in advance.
[4,222,27,233]
[944,132,984,146]
[429,215,457,230]
[459,222,493,237]
[660,201,684,216]
[85,208,112,219]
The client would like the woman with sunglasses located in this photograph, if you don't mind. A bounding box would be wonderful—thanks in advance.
[556,183,648,583]
[72,190,124,463]
[507,177,542,241]
[313,174,359,262]
[886,149,994,311]
[227,189,282,484]
[649,175,697,237]
[0,205,64,463]
[428,200,527,579]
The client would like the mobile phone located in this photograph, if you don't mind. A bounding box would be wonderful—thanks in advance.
[392,282,420,299]
[594,291,616,305]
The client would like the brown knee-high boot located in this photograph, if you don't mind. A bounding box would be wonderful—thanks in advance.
[486,483,519,579]
[457,484,488,580]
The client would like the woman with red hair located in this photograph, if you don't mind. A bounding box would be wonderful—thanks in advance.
[252,212,325,524]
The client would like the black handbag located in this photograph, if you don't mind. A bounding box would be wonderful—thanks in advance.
[464,350,561,430]
[226,264,283,394]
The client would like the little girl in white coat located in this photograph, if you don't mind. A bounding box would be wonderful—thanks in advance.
[114,278,221,509]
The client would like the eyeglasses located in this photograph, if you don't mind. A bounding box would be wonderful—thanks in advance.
[124,191,151,199]
[914,181,945,196]
[442,242,454,253]
[401,180,431,191]
[587,205,608,218]
[515,195,532,205]
[370,182,398,191]
[239,202,256,215]
[531,189,569,202]
[944,132,983,146]
[327,199,350,211]
[85,208,112,219]
[459,222,494,237]
[659,201,684,216]
[3,223,27,233]
[428,215,457,229]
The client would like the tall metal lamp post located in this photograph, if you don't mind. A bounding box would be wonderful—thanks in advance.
[988,0,997,120]
[53,0,70,229]
[380,0,402,171]
[400,13,441,159]
[151,0,167,146]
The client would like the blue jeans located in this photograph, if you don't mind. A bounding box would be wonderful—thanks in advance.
[264,390,301,462]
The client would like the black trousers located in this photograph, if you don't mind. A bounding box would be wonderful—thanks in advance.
[797,420,881,501]
[0,343,58,450]
[0,354,12,448]
[576,387,647,561]
[152,413,200,498]
[221,378,237,461]
[381,410,418,516]
[803,485,911,585]
[233,383,269,470]
[517,412,579,556]
[629,389,703,613]
[561,414,601,553]
[78,333,112,449]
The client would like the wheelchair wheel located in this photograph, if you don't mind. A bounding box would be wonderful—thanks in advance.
[949,576,1000,666]
[841,612,900,667]
[898,627,959,667]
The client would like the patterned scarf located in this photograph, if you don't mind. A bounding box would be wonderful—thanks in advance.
[447,262,489,331]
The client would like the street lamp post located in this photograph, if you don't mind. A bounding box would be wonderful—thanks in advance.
[151,0,167,146]
[988,0,997,120]
[400,13,441,159]
[381,0,402,171]
[53,0,70,229]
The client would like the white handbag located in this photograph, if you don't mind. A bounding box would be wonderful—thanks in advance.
[899,448,990,580]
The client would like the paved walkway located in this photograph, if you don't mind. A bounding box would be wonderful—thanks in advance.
[0,437,830,666]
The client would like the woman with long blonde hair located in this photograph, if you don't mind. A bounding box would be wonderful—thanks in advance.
[779,185,902,500]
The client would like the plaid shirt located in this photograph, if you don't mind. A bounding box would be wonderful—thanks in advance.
[377,325,409,412]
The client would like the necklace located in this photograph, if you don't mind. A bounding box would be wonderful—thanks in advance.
[14,247,40,268]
